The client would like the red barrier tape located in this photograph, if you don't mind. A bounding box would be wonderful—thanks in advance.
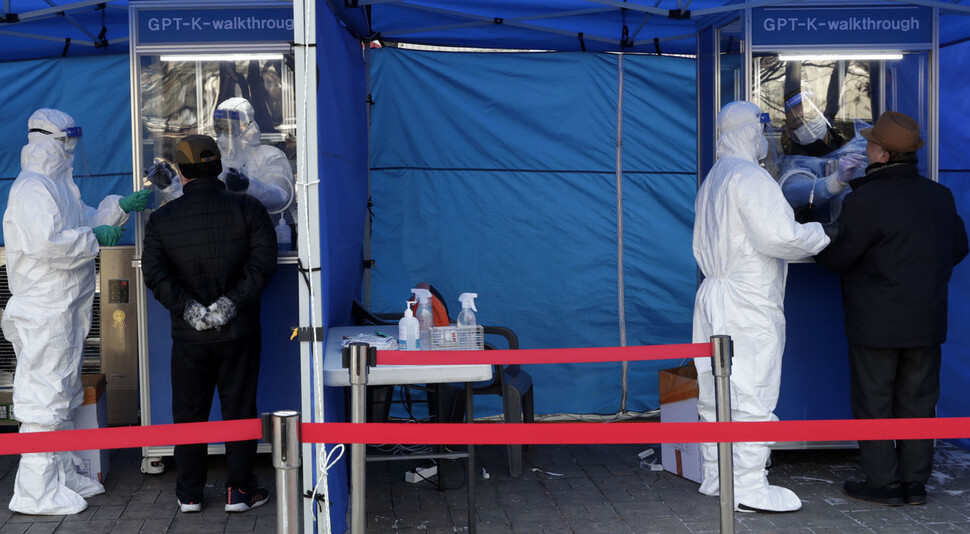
[375,342,713,366]
[0,417,968,456]
[0,419,262,455]
[301,418,970,445]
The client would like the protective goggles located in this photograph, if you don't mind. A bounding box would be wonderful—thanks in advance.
[29,126,83,139]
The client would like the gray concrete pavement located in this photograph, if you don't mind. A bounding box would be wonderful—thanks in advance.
[0,437,969,532]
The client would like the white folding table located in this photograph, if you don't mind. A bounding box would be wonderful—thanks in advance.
[324,325,492,534]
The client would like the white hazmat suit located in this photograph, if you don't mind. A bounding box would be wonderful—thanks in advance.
[1,109,129,514]
[214,97,294,215]
[692,101,830,512]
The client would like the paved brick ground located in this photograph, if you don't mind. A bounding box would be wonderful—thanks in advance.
[0,440,968,532]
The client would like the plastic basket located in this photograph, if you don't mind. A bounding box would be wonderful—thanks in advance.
[430,325,484,351]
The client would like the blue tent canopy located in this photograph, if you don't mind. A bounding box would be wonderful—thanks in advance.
[5,1,970,63]
[331,0,970,52]
[0,0,129,62]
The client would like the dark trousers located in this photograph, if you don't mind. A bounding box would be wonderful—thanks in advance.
[848,343,941,487]
[172,336,261,502]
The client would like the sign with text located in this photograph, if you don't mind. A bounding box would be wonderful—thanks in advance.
[752,5,932,47]
[136,6,294,45]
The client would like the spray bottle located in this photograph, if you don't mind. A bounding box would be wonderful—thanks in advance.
[398,300,419,350]
[411,288,433,350]
[457,293,478,326]
[457,292,478,350]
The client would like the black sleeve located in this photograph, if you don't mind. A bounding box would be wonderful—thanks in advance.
[225,198,278,307]
[142,212,188,314]
[953,211,969,267]
[814,193,873,272]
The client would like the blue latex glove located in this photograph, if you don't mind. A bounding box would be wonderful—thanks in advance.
[92,225,124,246]
[206,296,237,328]
[119,189,153,213]
[837,153,867,184]
[223,168,250,192]
[183,299,211,331]
[146,161,177,189]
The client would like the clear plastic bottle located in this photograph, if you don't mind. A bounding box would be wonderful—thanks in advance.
[275,215,291,254]
[411,288,433,350]
[398,301,419,350]
[457,293,477,326]
[457,293,478,350]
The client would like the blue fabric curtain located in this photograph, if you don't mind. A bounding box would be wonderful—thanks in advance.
[368,49,697,415]
[939,39,970,450]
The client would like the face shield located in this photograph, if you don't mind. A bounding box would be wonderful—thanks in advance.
[213,107,248,161]
[29,125,89,177]
[785,92,831,146]
[759,112,783,176]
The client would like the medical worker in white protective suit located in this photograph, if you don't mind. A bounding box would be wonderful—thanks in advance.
[216,97,293,214]
[692,101,834,513]
[145,97,294,216]
[1,109,152,515]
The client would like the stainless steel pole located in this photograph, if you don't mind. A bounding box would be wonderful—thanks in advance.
[711,335,735,534]
[345,342,371,534]
[271,411,302,534]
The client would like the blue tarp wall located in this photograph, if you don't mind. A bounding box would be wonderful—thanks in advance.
[367,49,697,415]
[938,38,970,450]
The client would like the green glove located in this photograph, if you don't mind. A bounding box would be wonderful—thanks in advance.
[92,225,124,247]
[119,189,153,213]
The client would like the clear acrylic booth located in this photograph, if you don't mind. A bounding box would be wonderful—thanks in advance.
[128,0,301,467]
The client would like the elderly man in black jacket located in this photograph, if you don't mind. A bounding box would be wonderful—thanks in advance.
[815,111,969,506]
[142,134,277,514]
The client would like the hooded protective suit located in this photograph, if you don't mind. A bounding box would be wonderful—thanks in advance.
[1,109,129,514]
[215,97,294,215]
[692,101,830,512]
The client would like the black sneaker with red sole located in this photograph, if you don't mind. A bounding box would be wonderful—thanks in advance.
[225,487,270,513]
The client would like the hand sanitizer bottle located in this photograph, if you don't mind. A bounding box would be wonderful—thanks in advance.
[275,215,291,253]
[398,301,419,350]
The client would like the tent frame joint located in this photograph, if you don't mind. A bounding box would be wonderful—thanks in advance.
[668,8,691,20]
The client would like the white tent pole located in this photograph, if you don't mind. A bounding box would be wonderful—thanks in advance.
[294,0,326,533]
[616,53,629,413]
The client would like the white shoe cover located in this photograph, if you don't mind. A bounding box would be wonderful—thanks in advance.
[696,442,800,512]
[736,484,802,513]
[57,451,105,498]
[9,453,87,515]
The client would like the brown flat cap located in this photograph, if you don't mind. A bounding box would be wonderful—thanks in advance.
[860,111,924,153]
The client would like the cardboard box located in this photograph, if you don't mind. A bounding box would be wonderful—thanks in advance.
[72,374,110,483]
[659,363,702,483]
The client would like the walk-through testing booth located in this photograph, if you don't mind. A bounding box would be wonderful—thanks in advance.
[127,0,302,468]
[698,2,938,441]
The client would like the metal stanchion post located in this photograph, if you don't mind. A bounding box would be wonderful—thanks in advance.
[343,342,375,534]
[268,411,302,534]
[711,335,735,534]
